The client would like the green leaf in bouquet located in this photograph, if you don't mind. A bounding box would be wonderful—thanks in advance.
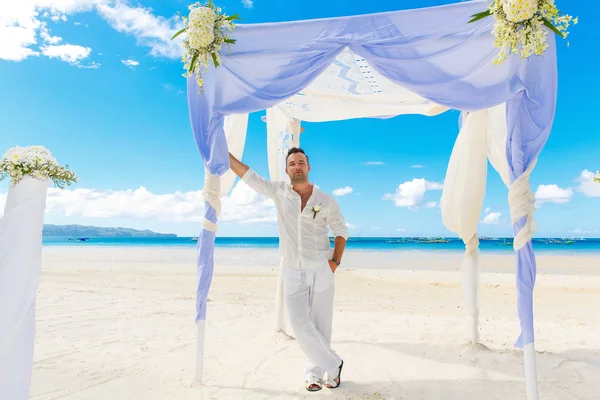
[211,52,220,67]
[541,16,565,38]
[189,52,199,72]
[468,10,491,24]
[171,27,187,40]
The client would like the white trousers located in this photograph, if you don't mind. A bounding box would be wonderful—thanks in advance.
[283,264,341,380]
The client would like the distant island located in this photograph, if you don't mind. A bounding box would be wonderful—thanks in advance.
[42,224,177,238]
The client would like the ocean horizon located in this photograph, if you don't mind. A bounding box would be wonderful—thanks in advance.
[41,236,600,254]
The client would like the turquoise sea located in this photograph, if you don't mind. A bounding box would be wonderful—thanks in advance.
[41,236,600,254]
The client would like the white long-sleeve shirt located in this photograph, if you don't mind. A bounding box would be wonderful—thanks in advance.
[241,168,348,269]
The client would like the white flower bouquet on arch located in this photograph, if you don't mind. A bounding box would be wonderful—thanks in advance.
[469,0,577,64]
[172,1,241,91]
[0,146,77,188]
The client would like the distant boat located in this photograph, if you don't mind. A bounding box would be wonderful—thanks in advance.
[67,225,89,242]
[68,237,90,242]
[417,237,449,243]
[191,236,199,241]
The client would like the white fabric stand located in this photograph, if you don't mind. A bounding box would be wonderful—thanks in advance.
[0,177,49,400]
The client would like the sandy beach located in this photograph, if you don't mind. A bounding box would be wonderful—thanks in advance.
[30,247,599,399]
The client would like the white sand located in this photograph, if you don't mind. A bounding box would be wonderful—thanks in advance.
[30,247,600,399]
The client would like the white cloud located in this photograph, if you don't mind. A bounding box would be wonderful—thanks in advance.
[0,0,100,61]
[121,59,139,68]
[39,22,62,44]
[97,2,182,59]
[51,14,67,22]
[345,223,357,229]
[363,161,384,166]
[576,170,600,197]
[396,228,407,233]
[484,207,491,213]
[0,181,277,224]
[383,178,443,208]
[332,186,353,196]
[411,165,425,169]
[0,2,41,61]
[1,1,181,63]
[163,83,184,95]
[242,0,254,8]
[41,44,91,64]
[79,61,100,69]
[534,184,573,204]
[481,211,502,225]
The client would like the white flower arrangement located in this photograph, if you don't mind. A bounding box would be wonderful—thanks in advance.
[0,146,77,188]
[469,0,577,64]
[172,1,241,91]
[594,172,600,183]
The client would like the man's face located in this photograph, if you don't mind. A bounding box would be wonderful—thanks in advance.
[286,152,310,184]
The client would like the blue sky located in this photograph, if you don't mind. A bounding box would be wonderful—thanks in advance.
[0,0,598,238]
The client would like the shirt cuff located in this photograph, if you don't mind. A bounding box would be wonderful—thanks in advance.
[241,168,255,184]
[333,230,349,241]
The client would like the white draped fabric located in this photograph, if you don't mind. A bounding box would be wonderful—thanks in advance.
[0,177,49,400]
[265,107,301,337]
[273,48,449,121]
[219,114,249,198]
[441,109,489,345]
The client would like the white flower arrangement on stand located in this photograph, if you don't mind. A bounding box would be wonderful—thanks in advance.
[469,0,577,64]
[0,145,77,397]
[0,146,77,188]
[172,1,241,91]
[594,172,600,183]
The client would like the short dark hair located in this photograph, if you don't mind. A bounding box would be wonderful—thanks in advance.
[286,147,309,166]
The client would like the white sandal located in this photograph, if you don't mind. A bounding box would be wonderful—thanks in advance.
[305,376,322,392]
[324,360,344,389]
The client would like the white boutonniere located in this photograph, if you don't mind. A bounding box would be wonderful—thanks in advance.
[311,204,321,219]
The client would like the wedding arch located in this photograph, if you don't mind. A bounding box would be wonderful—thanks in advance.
[0,0,573,399]
[183,1,573,399]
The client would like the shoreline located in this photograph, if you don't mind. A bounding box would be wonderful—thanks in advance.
[41,246,600,276]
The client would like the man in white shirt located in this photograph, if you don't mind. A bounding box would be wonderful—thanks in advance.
[228,147,348,392]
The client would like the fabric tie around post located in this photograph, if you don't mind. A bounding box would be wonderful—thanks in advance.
[508,160,538,251]
[203,171,221,230]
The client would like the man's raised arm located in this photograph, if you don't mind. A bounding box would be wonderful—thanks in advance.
[229,153,249,178]
[229,152,278,200]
